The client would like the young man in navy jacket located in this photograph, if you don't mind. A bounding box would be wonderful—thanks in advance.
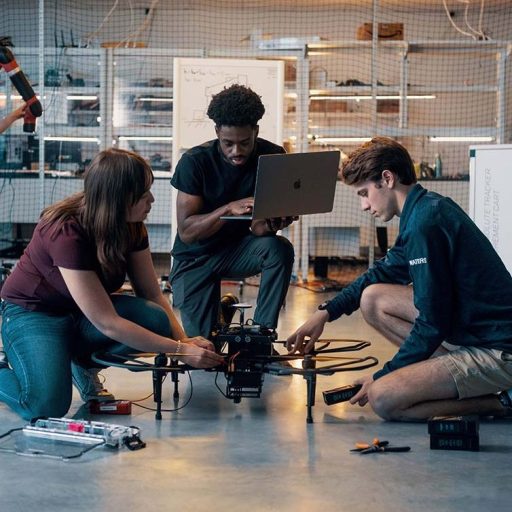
[287,137,512,421]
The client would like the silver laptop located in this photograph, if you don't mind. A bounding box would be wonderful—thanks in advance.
[221,150,340,220]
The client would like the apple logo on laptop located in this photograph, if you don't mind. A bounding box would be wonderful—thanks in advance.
[293,178,301,190]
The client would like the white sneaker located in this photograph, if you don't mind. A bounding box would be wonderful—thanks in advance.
[72,364,115,402]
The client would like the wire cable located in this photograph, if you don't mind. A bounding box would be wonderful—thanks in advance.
[214,371,228,398]
[131,370,194,413]
[84,0,120,47]
[442,0,478,39]
[125,0,160,46]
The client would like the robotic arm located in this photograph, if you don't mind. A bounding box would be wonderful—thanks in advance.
[0,39,43,132]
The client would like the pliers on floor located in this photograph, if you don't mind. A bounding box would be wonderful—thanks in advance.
[351,438,411,454]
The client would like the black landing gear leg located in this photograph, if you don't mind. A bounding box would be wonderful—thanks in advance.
[303,355,317,424]
[153,353,168,420]
[171,367,180,406]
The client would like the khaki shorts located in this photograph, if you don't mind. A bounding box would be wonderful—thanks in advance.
[440,347,512,399]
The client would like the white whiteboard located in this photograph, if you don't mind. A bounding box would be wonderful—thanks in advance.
[469,144,512,272]
[170,58,284,259]
[173,57,284,151]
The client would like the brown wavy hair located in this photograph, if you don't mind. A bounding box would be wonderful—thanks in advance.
[40,148,154,277]
[342,137,417,186]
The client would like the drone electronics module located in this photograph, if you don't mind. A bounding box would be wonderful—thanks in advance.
[92,303,378,423]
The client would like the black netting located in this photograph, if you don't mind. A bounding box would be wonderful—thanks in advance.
[1,0,511,283]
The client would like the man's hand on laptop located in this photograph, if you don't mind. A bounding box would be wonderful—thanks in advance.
[226,197,254,216]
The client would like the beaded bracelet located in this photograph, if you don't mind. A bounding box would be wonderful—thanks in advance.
[173,340,182,357]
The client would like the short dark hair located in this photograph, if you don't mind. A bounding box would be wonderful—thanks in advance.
[342,137,417,186]
[207,84,265,127]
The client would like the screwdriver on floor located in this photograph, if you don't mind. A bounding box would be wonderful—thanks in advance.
[351,438,411,454]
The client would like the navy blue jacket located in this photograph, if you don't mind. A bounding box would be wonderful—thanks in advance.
[324,184,512,379]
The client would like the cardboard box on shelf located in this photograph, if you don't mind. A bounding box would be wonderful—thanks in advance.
[101,41,147,48]
[377,99,399,113]
[356,23,404,41]
[31,162,50,171]
[285,62,296,83]
[310,99,348,114]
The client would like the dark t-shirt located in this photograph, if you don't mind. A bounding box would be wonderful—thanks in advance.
[1,218,149,312]
[170,137,285,260]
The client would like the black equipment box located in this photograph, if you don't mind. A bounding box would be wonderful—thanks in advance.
[430,434,480,451]
[428,415,479,435]
[428,415,480,451]
[323,384,362,405]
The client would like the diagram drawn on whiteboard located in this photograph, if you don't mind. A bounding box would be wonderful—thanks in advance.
[190,74,250,128]
[173,58,284,151]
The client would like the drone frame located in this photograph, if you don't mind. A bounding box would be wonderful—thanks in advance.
[92,336,378,423]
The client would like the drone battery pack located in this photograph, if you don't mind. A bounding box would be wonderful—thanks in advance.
[430,433,480,451]
[322,384,362,405]
[428,415,479,436]
[89,400,132,415]
[428,415,480,451]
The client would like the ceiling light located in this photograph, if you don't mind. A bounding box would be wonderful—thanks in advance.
[312,137,371,144]
[44,136,100,142]
[66,95,98,101]
[429,136,494,142]
[309,95,436,101]
[118,136,173,142]
[137,97,173,102]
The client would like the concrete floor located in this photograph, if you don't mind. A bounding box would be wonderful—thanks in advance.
[1,281,511,512]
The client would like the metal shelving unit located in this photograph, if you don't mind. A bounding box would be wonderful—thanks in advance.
[1,41,508,260]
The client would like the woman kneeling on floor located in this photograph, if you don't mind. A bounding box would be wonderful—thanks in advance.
[0,148,223,420]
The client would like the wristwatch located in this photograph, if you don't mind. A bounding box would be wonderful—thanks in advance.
[318,301,330,311]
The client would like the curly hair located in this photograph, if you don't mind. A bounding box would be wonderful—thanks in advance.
[207,84,265,127]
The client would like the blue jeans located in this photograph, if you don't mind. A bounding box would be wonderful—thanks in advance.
[0,295,171,420]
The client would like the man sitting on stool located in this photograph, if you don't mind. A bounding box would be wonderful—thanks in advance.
[170,84,295,339]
